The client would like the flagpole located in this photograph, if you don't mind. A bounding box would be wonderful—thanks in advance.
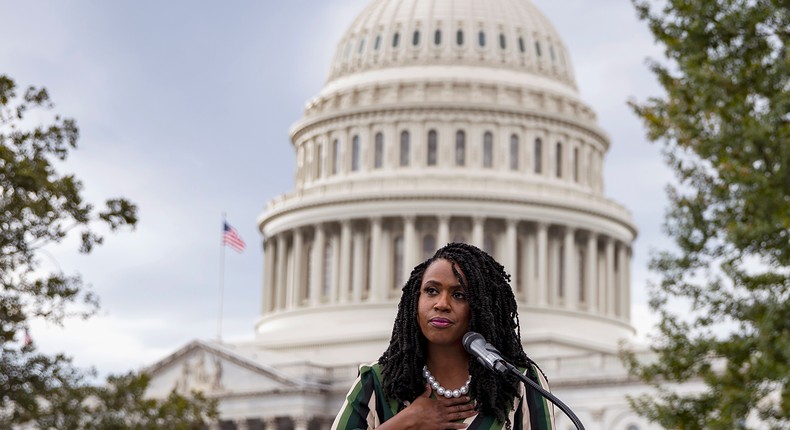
[217,212,226,343]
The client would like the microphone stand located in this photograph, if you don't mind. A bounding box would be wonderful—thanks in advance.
[498,360,585,430]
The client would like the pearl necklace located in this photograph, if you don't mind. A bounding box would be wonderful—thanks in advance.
[422,365,471,398]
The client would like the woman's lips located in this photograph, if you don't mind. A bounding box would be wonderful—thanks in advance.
[429,317,453,328]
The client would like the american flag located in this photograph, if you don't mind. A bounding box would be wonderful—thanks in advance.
[222,222,246,252]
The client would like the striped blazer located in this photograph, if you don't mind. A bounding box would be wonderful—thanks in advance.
[331,362,556,430]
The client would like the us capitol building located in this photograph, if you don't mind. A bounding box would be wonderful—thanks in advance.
[145,0,672,429]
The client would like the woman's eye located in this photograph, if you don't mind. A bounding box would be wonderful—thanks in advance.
[453,291,466,300]
[423,287,438,295]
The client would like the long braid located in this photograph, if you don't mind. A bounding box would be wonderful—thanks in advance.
[379,242,530,425]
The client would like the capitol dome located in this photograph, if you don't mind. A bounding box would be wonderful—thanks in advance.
[258,0,636,368]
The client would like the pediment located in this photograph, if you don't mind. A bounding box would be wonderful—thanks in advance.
[144,340,311,399]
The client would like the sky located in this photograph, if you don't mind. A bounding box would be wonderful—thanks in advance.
[1,0,672,378]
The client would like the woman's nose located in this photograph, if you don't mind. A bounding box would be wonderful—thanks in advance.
[433,292,451,310]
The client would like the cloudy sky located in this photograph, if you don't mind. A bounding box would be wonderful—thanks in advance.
[1,0,672,378]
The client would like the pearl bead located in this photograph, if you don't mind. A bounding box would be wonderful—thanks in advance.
[459,385,469,394]
[437,387,446,396]
[452,390,460,398]
[423,366,472,400]
[428,376,435,384]
[444,390,453,398]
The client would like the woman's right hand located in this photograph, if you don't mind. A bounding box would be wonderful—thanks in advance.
[379,385,478,429]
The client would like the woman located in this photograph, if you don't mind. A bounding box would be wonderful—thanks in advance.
[332,243,555,430]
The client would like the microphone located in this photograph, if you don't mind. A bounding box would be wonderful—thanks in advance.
[462,331,586,430]
[462,332,508,373]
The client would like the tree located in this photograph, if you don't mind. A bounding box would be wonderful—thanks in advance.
[622,1,789,429]
[0,75,216,428]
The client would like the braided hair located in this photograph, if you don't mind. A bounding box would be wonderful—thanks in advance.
[379,242,532,424]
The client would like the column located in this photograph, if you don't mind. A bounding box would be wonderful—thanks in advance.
[625,248,632,320]
[289,228,304,309]
[564,227,577,309]
[263,418,278,430]
[472,216,484,248]
[293,417,309,430]
[618,243,628,319]
[369,217,383,301]
[526,230,537,303]
[605,238,615,317]
[352,228,365,302]
[262,238,275,314]
[403,215,418,270]
[275,234,288,310]
[339,220,352,303]
[586,232,598,312]
[437,215,450,248]
[536,223,548,306]
[310,225,325,306]
[330,231,341,302]
[235,419,250,430]
[505,219,518,289]
[549,238,559,305]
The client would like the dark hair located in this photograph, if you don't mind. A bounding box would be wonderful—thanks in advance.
[378,242,532,424]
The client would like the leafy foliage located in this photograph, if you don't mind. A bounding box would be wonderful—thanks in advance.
[0,75,215,428]
[622,1,789,429]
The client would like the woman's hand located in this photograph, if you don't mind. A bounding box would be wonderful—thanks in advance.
[378,385,477,430]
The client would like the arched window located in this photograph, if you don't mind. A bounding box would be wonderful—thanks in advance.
[427,130,438,166]
[478,31,486,47]
[534,138,543,174]
[510,134,519,170]
[393,236,404,288]
[499,33,507,49]
[392,32,400,48]
[483,131,494,168]
[332,139,340,175]
[400,130,410,167]
[374,132,384,169]
[550,45,556,62]
[434,29,442,45]
[627,426,640,430]
[518,37,525,53]
[573,147,580,182]
[455,130,466,166]
[358,38,365,54]
[422,234,436,260]
[535,41,542,57]
[374,34,381,51]
[456,29,464,46]
[556,142,563,178]
[412,30,420,46]
[351,135,360,171]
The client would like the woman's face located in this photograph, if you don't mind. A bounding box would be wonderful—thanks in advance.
[417,259,471,347]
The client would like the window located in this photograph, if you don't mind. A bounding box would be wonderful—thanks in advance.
[455,130,466,166]
[534,138,543,174]
[499,33,506,49]
[393,236,404,288]
[518,37,525,53]
[412,30,420,46]
[323,242,333,297]
[456,29,464,45]
[550,45,556,62]
[535,41,542,57]
[332,139,339,174]
[358,38,365,54]
[374,34,381,51]
[478,31,486,47]
[434,29,442,45]
[556,142,563,178]
[484,236,495,255]
[352,135,360,171]
[483,131,493,168]
[400,130,410,167]
[427,130,438,166]
[422,234,436,260]
[573,147,580,182]
[510,134,519,170]
[316,143,323,178]
[374,132,384,169]
[392,32,400,48]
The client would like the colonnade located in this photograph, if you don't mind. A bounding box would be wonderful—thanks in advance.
[209,416,328,430]
[262,214,631,321]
